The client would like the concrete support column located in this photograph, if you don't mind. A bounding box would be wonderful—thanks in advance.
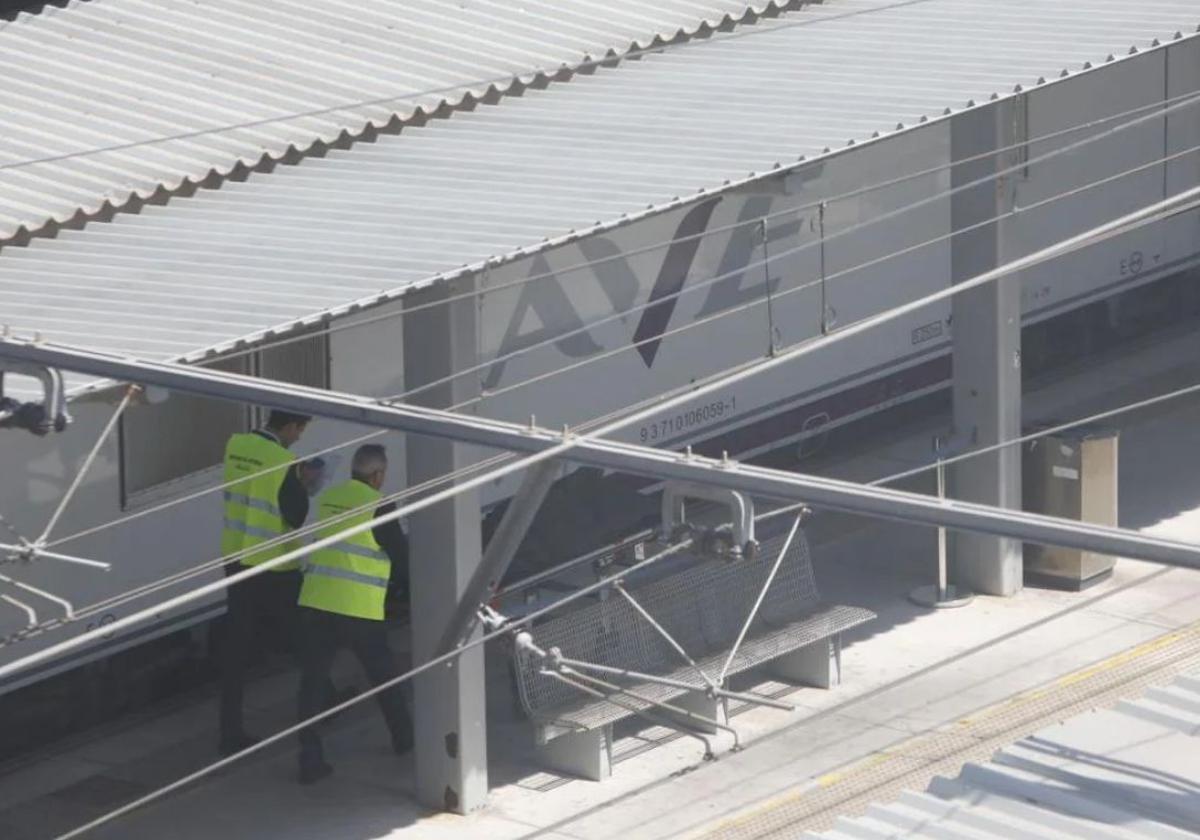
[949,100,1024,596]
[403,276,489,813]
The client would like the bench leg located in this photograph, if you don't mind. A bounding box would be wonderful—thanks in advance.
[666,690,726,734]
[767,638,835,689]
[539,726,612,781]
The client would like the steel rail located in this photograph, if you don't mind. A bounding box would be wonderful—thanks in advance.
[4,189,1200,525]
[16,324,1200,576]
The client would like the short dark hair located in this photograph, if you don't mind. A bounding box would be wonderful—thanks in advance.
[351,444,388,481]
[266,410,312,429]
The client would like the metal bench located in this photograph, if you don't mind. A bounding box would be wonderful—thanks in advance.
[512,495,875,780]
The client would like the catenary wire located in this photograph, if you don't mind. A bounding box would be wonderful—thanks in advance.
[23,93,1200,591]
[30,127,1200,574]
[46,195,1200,833]
[0,451,514,646]
[46,428,389,548]
[25,121,1200,632]
[9,371,715,643]
[496,371,1200,599]
[0,11,1190,825]
[755,380,1200,526]
[8,184,1198,658]
[36,386,136,546]
[20,161,1200,840]
[2,183,1194,755]
[51,537,697,840]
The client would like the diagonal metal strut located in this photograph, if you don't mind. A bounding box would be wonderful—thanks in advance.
[613,582,720,692]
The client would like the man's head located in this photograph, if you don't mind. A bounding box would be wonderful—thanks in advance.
[351,444,388,490]
[265,410,311,448]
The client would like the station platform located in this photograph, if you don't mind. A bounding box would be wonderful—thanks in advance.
[3,325,1200,839]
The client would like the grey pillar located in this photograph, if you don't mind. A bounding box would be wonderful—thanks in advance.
[948,99,1024,596]
[403,276,488,813]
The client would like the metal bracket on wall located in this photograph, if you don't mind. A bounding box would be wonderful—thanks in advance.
[0,354,72,435]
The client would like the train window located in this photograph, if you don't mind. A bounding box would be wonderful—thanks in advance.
[120,356,250,503]
[120,330,329,506]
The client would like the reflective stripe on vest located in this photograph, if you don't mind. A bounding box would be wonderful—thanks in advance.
[220,432,297,571]
[222,491,282,518]
[222,518,280,541]
[302,563,389,590]
[298,480,390,621]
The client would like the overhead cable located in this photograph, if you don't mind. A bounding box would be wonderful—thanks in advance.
[3,451,514,645]
[17,101,1200,625]
[5,182,1200,673]
[14,152,1200,624]
[45,220,1200,837]
[50,538,697,840]
[16,376,698,641]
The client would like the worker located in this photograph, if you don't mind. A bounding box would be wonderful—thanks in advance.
[217,409,316,756]
[295,443,413,784]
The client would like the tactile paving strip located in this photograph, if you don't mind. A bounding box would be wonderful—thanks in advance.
[696,621,1200,839]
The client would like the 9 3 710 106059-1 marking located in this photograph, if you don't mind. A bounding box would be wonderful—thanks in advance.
[640,396,737,443]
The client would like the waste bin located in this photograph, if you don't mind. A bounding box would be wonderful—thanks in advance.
[1022,424,1119,590]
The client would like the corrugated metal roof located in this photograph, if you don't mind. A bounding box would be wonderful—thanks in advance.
[2,0,1198,395]
[0,0,803,244]
[805,667,1200,838]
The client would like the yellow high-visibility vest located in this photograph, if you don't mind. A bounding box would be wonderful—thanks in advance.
[298,479,390,621]
[220,432,298,571]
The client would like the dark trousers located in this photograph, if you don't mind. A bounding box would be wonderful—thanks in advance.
[218,566,304,743]
[297,607,413,768]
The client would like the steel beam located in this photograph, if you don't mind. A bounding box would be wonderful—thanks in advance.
[6,193,1200,589]
[6,337,1200,571]
[436,459,561,655]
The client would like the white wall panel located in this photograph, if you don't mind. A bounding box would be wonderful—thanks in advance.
[1014,52,1168,321]
[1162,36,1200,286]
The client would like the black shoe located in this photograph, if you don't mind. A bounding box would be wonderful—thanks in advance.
[218,732,260,757]
[298,760,334,785]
